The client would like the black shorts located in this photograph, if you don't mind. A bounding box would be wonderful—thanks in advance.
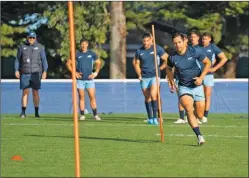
[20,72,41,90]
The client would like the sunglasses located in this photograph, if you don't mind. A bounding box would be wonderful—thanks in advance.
[28,37,36,39]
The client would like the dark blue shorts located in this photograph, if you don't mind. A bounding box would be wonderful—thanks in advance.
[20,72,41,90]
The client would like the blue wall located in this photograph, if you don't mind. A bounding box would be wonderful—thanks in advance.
[1,80,248,114]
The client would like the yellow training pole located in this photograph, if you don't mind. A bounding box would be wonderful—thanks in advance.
[68,1,81,177]
[152,25,164,142]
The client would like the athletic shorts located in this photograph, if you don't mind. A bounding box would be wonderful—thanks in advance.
[140,77,159,89]
[203,74,214,87]
[20,72,41,90]
[77,80,95,90]
[178,85,205,102]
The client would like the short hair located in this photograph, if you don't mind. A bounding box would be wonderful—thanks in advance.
[142,32,152,39]
[202,32,212,38]
[172,32,185,41]
[202,32,214,42]
[190,30,200,37]
[80,38,88,44]
[181,33,188,39]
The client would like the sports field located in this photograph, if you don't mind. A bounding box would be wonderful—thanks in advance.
[1,113,248,177]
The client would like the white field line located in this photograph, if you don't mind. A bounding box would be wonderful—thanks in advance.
[154,133,248,138]
[3,123,248,128]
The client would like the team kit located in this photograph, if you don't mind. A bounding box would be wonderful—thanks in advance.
[15,31,227,146]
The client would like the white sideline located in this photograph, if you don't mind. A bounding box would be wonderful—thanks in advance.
[1,78,248,83]
[3,123,247,139]
[154,133,248,138]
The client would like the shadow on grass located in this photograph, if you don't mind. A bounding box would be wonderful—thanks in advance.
[36,117,174,124]
[184,144,201,147]
[3,115,72,120]
[3,115,176,123]
[25,134,159,143]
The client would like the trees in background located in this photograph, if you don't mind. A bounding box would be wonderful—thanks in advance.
[110,2,126,79]
[1,1,248,78]
[125,1,248,77]
[1,2,51,57]
[44,2,109,61]
[43,2,110,77]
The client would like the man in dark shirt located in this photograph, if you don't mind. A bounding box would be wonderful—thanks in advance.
[133,33,168,125]
[166,32,211,145]
[67,39,102,121]
[14,31,48,118]
[172,33,188,124]
[201,32,228,122]
[189,31,217,124]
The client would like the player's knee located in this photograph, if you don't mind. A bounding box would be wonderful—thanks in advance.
[144,94,151,101]
[32,89,39,95]
[32,92,39,97]
[204,89,212,97]
[195,111,204,119]
[151,95,157,100]
[78,94,84,100]
[182,103,192,112]
[205,93,211,99]
[23,89,30,95]
[89,95,96,101]
[79,97,85,102]
[185,109,194,116]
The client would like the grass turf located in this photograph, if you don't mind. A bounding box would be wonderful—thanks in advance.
[1,113,248,177]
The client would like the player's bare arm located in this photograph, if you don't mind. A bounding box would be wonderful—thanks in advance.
[88,59,101,79]
[210,52,228,73]
[166,66,174,84]
[159,53,169,70]
[94,58,101,74]
[166,66,177,92]
[66,58,82,79]
[133,57,142,80]
[194,57,211,86]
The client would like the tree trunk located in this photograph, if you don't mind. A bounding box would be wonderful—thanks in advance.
[224,56,237,78]
[110,2,126,79]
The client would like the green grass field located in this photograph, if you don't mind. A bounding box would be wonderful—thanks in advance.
[1,113,248,177]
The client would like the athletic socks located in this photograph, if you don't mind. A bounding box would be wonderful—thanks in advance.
[192,127,202,136]
[92,108,97,116]
[22,107,26,114]
[204,110,209,117]
[35,107,39,114]
[80,110,85,116]
[145,102,153,119]
[151,100,158,119]
[81,109,97,116]
[179,110,185,120]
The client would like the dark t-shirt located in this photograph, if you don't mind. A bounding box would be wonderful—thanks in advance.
[168,46,206,88]
[135,45,166,78]
[76,50,98,80]
[202,43,222,75]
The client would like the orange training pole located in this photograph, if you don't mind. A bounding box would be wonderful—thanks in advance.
[68,1,81,177]
[152,25,164,142]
